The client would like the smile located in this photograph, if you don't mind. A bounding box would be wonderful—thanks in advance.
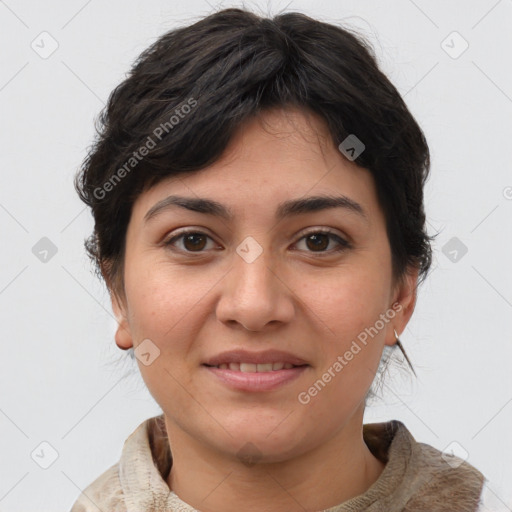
[204,364,309,392]
[206,362,300,372]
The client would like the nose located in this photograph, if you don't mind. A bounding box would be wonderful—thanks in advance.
[215,247,295,332]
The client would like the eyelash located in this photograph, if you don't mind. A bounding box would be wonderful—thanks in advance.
[163,228,351,256]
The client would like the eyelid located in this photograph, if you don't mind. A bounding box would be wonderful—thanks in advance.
[292,227,351,253]
[163,227,219,252]
[163,227,351,254]
[297,226,345,239]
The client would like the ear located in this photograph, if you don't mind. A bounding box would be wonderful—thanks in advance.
[111,292,133,350]
[384,265,420,347]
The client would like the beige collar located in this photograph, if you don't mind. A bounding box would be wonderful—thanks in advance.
[117,415,484,512]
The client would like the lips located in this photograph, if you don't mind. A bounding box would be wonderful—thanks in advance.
[203,349,310,391]
[203,349,309,370]
[205,363,309,393]
[210,362,297,372]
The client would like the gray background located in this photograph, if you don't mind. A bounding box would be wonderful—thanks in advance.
[0,0,511,510]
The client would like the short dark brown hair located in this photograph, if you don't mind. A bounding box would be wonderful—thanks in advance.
[75,7,434,298]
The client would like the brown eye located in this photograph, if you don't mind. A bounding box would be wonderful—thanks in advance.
[165,231,216,253]
[182,233,208,251]
[295,230,350,254]
[305,233,329,251]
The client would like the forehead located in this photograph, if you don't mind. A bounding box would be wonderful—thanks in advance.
[131,108,383,226]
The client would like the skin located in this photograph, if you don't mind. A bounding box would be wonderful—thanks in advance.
[112,107,419,512]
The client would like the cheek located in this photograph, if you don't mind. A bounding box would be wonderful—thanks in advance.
[306,266,390,339]
[297,292,387,427]
[304,268,390,391]
[124,262,214,348]
[123,266,205,416]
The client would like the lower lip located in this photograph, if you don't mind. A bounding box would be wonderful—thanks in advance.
[203,365,309,392]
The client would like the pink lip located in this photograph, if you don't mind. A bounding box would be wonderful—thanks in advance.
[203,349,308,367]
[204,365,308,392]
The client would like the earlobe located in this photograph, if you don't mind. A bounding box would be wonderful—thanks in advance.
[385,266,420,347]
[115,319,133,350]
[111,294,133,351]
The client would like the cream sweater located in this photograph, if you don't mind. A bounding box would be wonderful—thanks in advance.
[70,414,493,512]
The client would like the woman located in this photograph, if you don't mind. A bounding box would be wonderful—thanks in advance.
[70,7,490,511]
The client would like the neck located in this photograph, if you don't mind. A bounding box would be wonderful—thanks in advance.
[165,407,385,512]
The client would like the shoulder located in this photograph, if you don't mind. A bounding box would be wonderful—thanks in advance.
[69,416,159,512]
[363,420,486,511]
[395,421,485,511]
[69,462,124,512]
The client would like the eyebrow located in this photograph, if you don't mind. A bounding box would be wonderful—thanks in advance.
[144,194,369,224]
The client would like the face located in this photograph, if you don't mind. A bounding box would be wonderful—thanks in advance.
[113,107,417,463]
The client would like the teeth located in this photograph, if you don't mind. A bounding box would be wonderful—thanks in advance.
[214,362,298,372]
[240,363,257,372]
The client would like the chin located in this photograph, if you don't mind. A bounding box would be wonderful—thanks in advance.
[219,419,313,461]
[222,435,306,466]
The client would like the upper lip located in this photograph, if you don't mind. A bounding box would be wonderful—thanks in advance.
[203,349,309,366]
